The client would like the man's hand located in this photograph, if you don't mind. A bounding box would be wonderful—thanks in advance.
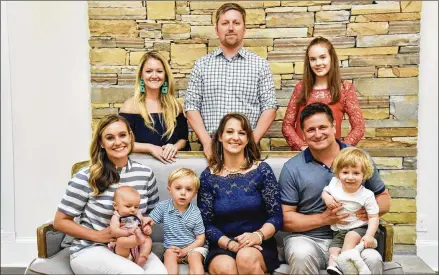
[356,207,368,222]
[202,139,212,160]
[322,205,349,225]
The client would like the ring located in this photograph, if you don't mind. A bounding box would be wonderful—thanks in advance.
[246,240,249,244]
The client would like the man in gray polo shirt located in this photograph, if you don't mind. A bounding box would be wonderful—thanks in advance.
[278,102,391,274]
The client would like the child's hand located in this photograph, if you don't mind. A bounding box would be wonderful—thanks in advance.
[177,247,189,258]
[169,246,181,255]
[143,224,152,235]
[127,227,137,235]
[141,217,154,234]
[324,196,340,210]
[361,235,377,248]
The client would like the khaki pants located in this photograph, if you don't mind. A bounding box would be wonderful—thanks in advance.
[283,234,383,275]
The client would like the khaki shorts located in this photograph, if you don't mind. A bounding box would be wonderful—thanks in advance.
[330,225,368,248]
[179,247,209,264]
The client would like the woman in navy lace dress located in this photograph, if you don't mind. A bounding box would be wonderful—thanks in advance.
[197,113,283,274]
[120,51,190,165]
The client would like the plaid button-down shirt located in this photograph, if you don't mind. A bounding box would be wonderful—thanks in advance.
[184,47,278,134]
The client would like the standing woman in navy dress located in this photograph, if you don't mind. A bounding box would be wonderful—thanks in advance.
[197,113,283,274]
[120,51,190,164]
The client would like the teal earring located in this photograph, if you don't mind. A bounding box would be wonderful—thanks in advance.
[140,79,145,93]
[161,81,168,94]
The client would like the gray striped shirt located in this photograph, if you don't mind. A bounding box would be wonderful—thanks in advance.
[149,199,205,249]
[57,158,159,259]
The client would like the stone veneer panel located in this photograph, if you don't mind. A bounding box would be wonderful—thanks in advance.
[87,1,423,253]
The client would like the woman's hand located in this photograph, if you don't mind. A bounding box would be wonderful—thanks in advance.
[94,227,116,243]
[149,144,173,164]
[162,144,178,162]
[234,232,263,250]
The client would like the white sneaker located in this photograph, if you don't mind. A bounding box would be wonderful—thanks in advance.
[327,265,343,275]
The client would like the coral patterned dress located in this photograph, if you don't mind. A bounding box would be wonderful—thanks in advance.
[282,80,365,151]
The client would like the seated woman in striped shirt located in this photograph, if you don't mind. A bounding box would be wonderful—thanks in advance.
[144,168,208,275]
[53,114,167,274]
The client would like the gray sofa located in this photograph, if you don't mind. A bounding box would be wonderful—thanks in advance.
[25,152,403,274]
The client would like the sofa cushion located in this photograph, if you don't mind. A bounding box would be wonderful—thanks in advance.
[26,248,73,274]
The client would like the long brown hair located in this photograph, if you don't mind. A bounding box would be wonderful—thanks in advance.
[297,37,342,106]
[134,51,180,139]
[209,113,260,174]
[89,115,134,196]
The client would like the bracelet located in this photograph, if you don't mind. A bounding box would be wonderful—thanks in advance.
[253,232,263,244]
[226,239,234,250]
[255,230,265,242]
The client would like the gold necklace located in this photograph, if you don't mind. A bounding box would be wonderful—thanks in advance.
[223,165,245,174]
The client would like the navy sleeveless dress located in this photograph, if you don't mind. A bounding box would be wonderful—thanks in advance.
[119,112,191,151]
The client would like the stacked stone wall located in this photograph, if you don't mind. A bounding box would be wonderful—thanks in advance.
[88,1,422,254]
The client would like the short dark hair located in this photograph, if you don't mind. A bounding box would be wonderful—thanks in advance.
[215,3,246,25]
[300,102,334,130]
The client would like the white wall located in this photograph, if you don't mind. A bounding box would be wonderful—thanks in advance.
[417,1,438,271]
[1,1,91,266]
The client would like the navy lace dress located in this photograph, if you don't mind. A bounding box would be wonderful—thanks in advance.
[197,161,283,272]
[119,112,190,151]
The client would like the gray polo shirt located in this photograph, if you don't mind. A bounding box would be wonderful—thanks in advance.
[278,140,385,239]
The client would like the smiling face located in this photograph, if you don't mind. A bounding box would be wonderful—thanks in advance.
[216,9,246,49]
[302,112,336,152]
[338,163,365,193]
[168,176,197,211]
[308,43,331,79]
[142,57,166,92]
[100,120,133,165]
[219,117,249,156]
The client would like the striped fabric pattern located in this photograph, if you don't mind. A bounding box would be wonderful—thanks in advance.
[149,199,205,249]
[57,158,159,259]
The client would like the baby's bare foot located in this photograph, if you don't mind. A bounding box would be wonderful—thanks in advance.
[136,255,148,267]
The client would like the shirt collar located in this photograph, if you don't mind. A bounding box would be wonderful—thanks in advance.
[213,46,248,59]
[167,199,193,217]
[304,139,347,163]
[116,157,132,174]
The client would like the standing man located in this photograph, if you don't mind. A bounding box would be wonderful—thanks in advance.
[278,102,391,274]
[184,3,278,159]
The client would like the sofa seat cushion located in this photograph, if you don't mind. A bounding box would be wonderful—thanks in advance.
[26,248,73,274]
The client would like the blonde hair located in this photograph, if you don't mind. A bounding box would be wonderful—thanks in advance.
[168,168,200,190]
[89,115,134,196]
[332,147,374,180]
[134,51,181,139]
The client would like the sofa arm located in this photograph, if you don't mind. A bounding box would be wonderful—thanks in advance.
[36,221,66,258]
[380,222,394,262]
